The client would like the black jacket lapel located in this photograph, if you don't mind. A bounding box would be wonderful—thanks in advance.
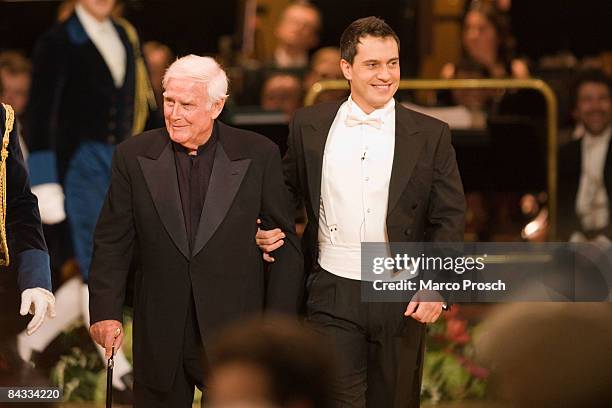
[68,13,116,90]
[387,105,425,214]
[302,100,344,219]
[604,137,612,196]
[192,139,251,257]
[137,132,190,259]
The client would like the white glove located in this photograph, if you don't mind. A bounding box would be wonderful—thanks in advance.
[20,287,56,335]
[31,183,66,225]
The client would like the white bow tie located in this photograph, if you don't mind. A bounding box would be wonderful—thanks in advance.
[345,115,383,129]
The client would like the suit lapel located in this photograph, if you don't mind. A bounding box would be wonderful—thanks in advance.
[69,13,127,91]
[604,137,612,197]
[138,133,190,259]
[113,21,134,91]
[387,105,425,214]
[303,101,344,218]
[192,139,251,257]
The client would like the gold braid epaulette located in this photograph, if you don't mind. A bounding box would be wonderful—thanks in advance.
[0,103,14,266]
[116,18,157,136]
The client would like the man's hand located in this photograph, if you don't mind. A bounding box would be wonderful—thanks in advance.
[90,320,124,359]
[255,218,285,262]
[20,288,56,335]
[404,290,445,324]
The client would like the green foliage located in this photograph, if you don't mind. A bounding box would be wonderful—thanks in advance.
[420,308,489,404]
[49,315,133,402]
[50,347,105,401]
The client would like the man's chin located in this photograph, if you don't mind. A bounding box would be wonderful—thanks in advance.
[168,134,189,144]
[585,124,611,136]
[369,96,394,109]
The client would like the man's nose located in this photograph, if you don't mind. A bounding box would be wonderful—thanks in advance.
[378,66,391,81]
[170,104,182,119]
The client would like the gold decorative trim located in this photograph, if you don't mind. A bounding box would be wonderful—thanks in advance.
[116,18,157,136]
[0,103,14,266]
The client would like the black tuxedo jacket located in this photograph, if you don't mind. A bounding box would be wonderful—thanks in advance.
[284,100,465,275]
[558,138,612,241]
[89,123,303,391]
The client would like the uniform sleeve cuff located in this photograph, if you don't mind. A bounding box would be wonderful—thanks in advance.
[16,249,52,292]
[27,150,58,186]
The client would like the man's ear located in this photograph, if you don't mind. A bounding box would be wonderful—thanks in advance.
[340,59,352,81]
[211,98,227,120]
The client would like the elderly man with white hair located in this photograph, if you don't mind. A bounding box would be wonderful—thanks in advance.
[88,55,303,407]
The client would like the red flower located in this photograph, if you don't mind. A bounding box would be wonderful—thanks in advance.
[457,355,490,379]
[445,318,470,344]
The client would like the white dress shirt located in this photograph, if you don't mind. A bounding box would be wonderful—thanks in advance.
[273,48,308,69]
[75,4,126,88]
[318,96,395,280]
[575,125,612,232]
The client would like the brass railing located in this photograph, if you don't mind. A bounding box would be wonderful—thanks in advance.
[305,78,559,239]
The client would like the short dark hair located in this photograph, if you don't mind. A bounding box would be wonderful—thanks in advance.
[0,51,31,76]
[340,16,400,64]
[464,1,515,65]
[280,1,322,33]
[209,317,336,408]
[570,68,612,109]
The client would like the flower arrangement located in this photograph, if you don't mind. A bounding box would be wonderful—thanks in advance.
[421,305,489,404]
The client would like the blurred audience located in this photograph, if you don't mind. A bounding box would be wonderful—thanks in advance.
[303,47,347,104]
[143,40,175,121]
[0,51,32,157]
[558,69,612,242]
[236,1,321,106]
[57,0,77,22]
[260,73,302,118]
[441,0,528,80]
[0,51,32,118]
[451,59,492,110]
[476,303,612,407]
[411,59,492,129]
[272,1,321,70]
[208,317,335,408]
[57,0,123,22]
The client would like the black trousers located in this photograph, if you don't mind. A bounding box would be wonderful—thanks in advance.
[0,270,25,342]
[307,267,426,408]
[134,295,205,407]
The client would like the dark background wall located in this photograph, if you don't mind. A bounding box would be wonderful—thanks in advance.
[510,0,612,59]
[1,0,611,67]
[0,0,239,57]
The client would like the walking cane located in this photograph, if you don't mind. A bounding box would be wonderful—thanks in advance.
[106,345,115,408]
[106,327,120,408]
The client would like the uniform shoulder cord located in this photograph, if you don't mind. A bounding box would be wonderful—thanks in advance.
[0,103,14,266]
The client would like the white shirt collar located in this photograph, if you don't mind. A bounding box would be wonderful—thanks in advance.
[75,3,113,34]
[583,125,612,148]
[347,95,395,122]
[273,48,308,69]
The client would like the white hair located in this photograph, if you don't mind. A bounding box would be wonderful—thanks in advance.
[162,55,229,107]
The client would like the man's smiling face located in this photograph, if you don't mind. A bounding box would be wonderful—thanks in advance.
[340,35,400,113]
[163,77,223,150]
[575,81,611,136]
